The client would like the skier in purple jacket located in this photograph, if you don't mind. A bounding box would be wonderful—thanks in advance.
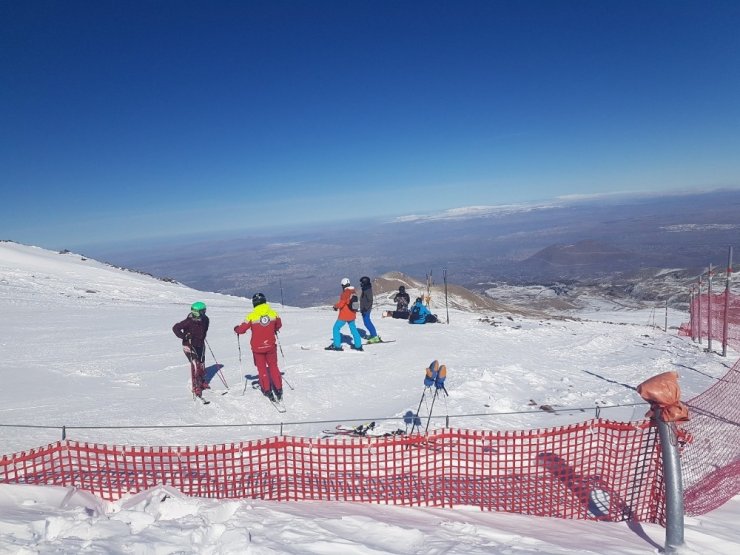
[172,301,210,398]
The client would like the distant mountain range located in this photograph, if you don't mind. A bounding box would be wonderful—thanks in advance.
[82,189,740,308]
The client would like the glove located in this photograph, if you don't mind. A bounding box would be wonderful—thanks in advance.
[234,325,240,334]
[184,333,192,342]
[333,307,338,311]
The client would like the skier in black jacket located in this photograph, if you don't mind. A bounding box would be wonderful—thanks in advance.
[385,285,411,319]
[359,276,382,343]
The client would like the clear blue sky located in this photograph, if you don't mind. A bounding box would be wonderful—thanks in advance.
[2,0,739,250]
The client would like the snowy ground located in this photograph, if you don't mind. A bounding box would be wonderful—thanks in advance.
[1,242,738,554]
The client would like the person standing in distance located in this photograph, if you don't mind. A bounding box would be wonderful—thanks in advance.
[359,276,382,343]
[172,301,210,399]
[325,278,363,351]
[234,293,284,401]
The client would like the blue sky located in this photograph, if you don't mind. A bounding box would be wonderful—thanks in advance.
[2,0,740,250]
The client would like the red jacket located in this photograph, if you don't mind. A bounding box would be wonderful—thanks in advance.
[234,303,282,353]
[334,286,358,321]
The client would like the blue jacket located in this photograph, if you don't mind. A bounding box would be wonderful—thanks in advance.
[409,300,431,324]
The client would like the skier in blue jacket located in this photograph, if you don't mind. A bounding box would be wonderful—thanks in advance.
[408,297,438,324]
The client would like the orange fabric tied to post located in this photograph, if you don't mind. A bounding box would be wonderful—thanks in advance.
[637,371,690,423]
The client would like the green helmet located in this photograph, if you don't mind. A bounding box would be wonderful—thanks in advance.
[190,301,206,317]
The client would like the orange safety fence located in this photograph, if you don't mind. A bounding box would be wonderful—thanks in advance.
[679,290,740,347]
[0,421,665,521]
[678,291,740,515]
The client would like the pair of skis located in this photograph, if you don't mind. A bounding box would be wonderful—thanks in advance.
[243,374,286,413]
[323,421,376,437]
[322,422,406,439]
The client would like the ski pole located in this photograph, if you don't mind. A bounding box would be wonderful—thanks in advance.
[274,332,294,390]
[424,388,440,434]
[413,387,430,434]
[442,387,450,428]
[276,332,285,360]
[205,339,229,389]
[443,268,449,324]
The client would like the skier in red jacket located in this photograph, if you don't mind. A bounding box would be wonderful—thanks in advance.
[234,293,284,401]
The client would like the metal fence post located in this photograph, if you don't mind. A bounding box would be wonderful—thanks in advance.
[707,264,713,353]
[656,413,685,553]
[664,298,669,333]
[722,246,733,357]
[689,286,695,341]
[697,276,703,345]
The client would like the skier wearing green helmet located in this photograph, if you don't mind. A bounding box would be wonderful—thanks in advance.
[172,301,211,399]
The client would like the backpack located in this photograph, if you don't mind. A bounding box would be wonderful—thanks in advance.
[349,293,360,312]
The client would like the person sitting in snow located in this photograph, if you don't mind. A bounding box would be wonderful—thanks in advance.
[172,301,210,398]
[384,285,411,319]
[408,297,439,324]
[359,276,382,343]
[326,278,363,351]
[234,293,284,402]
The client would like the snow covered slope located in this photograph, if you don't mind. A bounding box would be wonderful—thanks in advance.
[1,241,737,554]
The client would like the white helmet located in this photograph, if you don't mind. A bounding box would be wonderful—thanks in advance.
[340,277,351,287]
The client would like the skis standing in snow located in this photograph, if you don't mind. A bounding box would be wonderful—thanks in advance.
[325,278,363,351]
[172,301,211,400]
[359,276,382,344]
[234,293,284,403]
[408,360,448,433]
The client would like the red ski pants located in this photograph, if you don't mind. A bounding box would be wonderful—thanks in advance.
[253,350,282,394]
[184,346,206,396]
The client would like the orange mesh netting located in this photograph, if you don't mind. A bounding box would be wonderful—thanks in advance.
[0,423,664,521]
[681,290,740,347]
[678,290,740,515]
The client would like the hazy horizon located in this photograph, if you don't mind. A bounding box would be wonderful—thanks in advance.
[3,2,740,249]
